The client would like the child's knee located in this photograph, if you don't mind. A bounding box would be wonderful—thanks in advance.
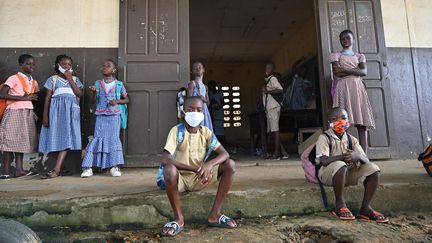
[335,165,348,176]
[224,159,236,174]
[163,164,178,184]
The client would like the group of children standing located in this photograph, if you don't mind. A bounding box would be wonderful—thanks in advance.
[0,54,129,180]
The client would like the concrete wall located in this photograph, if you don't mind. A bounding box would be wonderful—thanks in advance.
[381,0,432,158]
[0,0,119,48]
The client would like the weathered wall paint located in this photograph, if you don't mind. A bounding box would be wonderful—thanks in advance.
[382,0,432,48]
[0,0,119,47]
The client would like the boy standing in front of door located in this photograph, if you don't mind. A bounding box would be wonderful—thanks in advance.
[262,63,284,159]
[161,96,237,237]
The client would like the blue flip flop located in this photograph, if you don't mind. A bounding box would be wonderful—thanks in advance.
[161,221,183,237]
[208,214,237,228]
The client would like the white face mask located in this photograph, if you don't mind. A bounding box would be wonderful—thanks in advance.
[58,64,73,74]
[184,111,204,127]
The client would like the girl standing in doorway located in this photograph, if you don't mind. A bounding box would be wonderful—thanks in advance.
[81,59,129,178]
[39,54,83,179]
[187,62,213,131]
[331,29,375,153]
[0,54,39,179]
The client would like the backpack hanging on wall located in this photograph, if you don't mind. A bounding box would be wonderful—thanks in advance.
[418,144,432,177]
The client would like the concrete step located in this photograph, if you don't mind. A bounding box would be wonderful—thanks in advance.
[0,160,430,230]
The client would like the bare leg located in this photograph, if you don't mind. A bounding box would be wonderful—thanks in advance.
[53,150,68,175]
[357,125,368,154]
[208,159,237,228]
[2,152,13,175]
[333,166,348,210]
[14,153,27,176]
[274,131,280,157]
[360,171,379,214]
[163,164,184,235]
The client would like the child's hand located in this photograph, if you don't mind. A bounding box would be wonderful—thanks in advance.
[89,86,97,93]
[333,66,346,74]
[23,93,38,101]
[64,70,73,81]
[42,114,49,127]
[196,163,213,184]
[343,150,361,164]
[109,100,118,106]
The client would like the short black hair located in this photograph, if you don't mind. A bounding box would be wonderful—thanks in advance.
[54,54,73,74]
[339,29,354,39]
[328,107,348,119]
[183,96,204,106]
[18,54,34,65]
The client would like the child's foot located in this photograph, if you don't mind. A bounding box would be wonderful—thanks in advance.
[332,207,356,220]
[41,170,59,179]
[161,221,184,237]
[81,168,93,178]
[15,170,31,178]
[110,166,122,177]
[359,208,389,223]
[208,214,238,228]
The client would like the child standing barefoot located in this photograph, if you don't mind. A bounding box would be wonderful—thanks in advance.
[0,54,39,179]
[331,29,375,153]
[39,54,83,179]
[81,60,129,177]
[187,62,213,131]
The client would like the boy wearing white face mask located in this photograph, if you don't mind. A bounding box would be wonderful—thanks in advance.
[160,96,237,237]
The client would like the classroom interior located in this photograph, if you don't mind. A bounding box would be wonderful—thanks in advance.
[190,0,322,155]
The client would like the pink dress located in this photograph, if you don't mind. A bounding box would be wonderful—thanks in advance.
[331,52,375,130]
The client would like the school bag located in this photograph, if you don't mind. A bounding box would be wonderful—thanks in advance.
[301,131,353,208]
[265,75,285,106]
[176,89,186,119]
[0,74,37,121]
[417,144,432,177]
[156,123,219,190]
[95,80,128,129]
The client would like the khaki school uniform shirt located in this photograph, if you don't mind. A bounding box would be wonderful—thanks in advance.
[262,76,283,111]
[315,128,366,164]
[164,125,221,176]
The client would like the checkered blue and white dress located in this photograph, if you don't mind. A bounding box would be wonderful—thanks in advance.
[38,76,83,153]
[81,80,126,169]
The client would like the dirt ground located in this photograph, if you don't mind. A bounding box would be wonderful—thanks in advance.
[37,212,432,243]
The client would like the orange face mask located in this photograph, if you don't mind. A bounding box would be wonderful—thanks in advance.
[330,119,349,133]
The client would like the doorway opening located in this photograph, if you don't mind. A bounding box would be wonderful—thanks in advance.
[190,0,322,157]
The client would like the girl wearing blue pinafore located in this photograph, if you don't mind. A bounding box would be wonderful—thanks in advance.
[81,59,129,178]
[39,54,83,179]
[187,62,213,131]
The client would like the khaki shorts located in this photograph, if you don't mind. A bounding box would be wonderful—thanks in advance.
[178,166,219,192]
[318,161,380,186]
[266,107,280,132]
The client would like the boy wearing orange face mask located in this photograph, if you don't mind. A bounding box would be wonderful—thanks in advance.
[315,107,388,223]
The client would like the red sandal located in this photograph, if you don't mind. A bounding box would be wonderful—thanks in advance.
[332,207,356,220]
[359,210,389,223]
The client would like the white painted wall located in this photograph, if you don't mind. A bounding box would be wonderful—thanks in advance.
[0,0,430,49]
[0,0,119,48]
[382,0,432,48]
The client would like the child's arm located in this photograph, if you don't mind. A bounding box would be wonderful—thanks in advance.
[0,85,37,101]
[42,90,53,127]
[162,150,199,173]
[319,154,345,167]
[196,145,230,183]
[109,94,129,106]
[263,77,283,94]
[187,81,195,97]
[341,62,367,77]
[331,61,350,78]
[64,71,83,97]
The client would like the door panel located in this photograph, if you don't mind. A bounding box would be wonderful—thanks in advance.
[119,0,189,166]
[316,0,395,159]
